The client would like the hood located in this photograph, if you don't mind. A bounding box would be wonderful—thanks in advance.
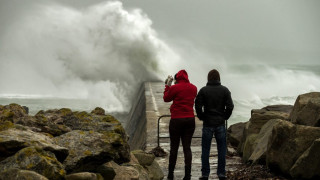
[175,69,189,83]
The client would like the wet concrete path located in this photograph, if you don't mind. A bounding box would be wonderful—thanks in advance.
[144,82,241,180]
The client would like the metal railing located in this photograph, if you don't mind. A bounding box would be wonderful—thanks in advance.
[157,115,228,147]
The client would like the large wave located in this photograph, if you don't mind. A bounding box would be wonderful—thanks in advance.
[0,1,179,112]
[1,0,319,119]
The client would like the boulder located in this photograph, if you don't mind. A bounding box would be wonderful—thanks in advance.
[0,147,66,180]
[248,119,282,163]
[227,122,247,147]
[16,116,72,136]
[0,168,49,180]
[266,120,320,175]
[104,161,140,180]
[290,92,320,127]
[0,120,15,131]
[290,138,320,179]
[0,104,28,123]
[132,150,155,166]
[37,109,127,139]
[248,108,290,135]
[242,134,258,162]
[261,105,293,114]
[54,130,130,173]
[91,107,105,115]
[65,172,103,180]
[238,105,291,155]
[0,128,68,162]
[145,160,164,180]
[97,162,117,180]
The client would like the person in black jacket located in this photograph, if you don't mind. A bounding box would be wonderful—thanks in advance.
[195,69,234,180]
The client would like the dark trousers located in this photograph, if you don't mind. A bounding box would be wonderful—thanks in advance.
[169,117,195,168]
[201,125,227,177]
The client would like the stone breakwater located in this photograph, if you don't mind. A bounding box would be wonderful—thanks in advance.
[228,92,320,179]
[0,104,164,180]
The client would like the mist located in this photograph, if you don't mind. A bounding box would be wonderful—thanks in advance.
[0,0,319,116]
[0,1,179,112]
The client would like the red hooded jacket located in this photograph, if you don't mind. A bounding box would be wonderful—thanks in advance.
[163,70,198,119]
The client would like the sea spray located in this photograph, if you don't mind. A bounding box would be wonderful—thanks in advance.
[0,1,180,112]
[1,1,320,125]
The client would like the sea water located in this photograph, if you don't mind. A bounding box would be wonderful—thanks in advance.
[2,63,319,126]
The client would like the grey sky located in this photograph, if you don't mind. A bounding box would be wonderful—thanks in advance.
[1,0,319,64]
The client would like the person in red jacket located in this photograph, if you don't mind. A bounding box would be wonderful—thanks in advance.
[163,69,197,180]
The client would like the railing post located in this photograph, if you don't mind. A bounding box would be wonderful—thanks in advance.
[157,116,161,147]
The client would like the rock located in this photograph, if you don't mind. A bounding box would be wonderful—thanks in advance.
[290,92,320,127]
[248,108,290,135]
[242,134,258,162]
[290,138,320,179]
[0,168,49,180]
[16,116,72,136]
[0,120,15,131]
[22,106,29,114]
[0,128,68,162]
[37,109,127,140]
[227,122,247,147]
[261,105,293,114]
[238,106,291,155]
[149,146,167,157]
[146,160,164,180]
[91,107,105,115]
[54,130,130,173]
[97,162,116,180]
[0,104,27,123]
[104,161,140,180]
[65,172,103,180]
[132,150,155,166]
[248,119,282,163]
[0,147,66,180]
[129,152,140,165]
[266,120,320,175]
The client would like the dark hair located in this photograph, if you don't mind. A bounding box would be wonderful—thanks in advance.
[208,69,220,81]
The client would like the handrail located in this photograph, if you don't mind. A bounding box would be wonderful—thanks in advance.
[157,115,228,147]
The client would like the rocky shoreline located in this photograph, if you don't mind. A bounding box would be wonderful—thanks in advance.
[227,92,320,179]
[0,104,163,180]
[1,91,319,180]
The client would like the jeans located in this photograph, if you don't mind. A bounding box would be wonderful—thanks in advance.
[201,125,226,177]
[169,117,195,168]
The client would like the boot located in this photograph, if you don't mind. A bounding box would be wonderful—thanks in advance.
[183,165,191,180]
[167,164,175,180]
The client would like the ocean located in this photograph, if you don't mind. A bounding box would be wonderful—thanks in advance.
[2,63,319,126]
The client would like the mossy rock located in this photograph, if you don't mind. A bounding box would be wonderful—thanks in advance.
[91,107,105,115]
[0,168,49,180]
[65,172,103,180]
[54,130,130,173]
[132,150,155,166]
[0,121,14,131]
[0,146,65,180]
[0,104,27,122]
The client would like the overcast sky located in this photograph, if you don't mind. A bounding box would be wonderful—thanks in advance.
[1,0,319,64]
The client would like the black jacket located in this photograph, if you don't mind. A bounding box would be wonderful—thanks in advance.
[195,80,234,127]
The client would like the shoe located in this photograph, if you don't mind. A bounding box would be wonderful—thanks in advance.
[199,176,208,180]
[218,175,227,180]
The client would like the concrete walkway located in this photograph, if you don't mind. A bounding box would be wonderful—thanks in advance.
[144,82,240,180]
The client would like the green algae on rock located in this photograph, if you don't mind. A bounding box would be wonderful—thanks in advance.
[0,147,65,180]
